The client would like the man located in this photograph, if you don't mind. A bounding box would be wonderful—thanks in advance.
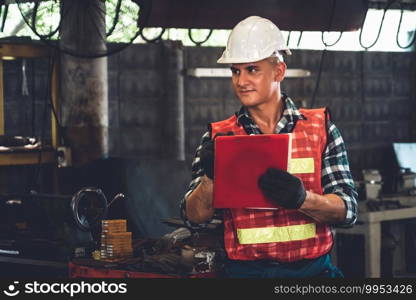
[180,16,357,278]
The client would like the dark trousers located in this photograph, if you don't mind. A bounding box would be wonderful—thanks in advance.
[223,253,344,278]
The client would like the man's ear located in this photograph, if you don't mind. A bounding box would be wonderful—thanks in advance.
[274,61,286,82]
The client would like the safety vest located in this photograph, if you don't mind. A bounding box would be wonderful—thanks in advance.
[211,108,333,262]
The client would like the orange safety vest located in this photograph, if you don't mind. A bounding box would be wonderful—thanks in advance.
[211,108,333,262]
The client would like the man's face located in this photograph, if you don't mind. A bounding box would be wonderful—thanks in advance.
[230,58,285,108]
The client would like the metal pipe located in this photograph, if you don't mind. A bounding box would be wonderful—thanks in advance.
[59,0,109,166]
[163,41,185,161]
[173,43,185,161]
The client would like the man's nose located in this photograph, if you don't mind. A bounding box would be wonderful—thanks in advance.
[237,71,249,87]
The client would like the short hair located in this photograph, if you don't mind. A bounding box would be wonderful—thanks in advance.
[268,51,284,65]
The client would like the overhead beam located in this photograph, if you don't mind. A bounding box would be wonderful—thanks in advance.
[142,0,368,31]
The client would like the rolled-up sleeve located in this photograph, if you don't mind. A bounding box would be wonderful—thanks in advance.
[322,121,358,227]
[180,131,219,229]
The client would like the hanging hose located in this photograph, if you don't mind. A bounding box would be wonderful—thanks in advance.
[321,31,343,47]
[70,187,108,232]
[188,29,213,46]
[395,2,416,49]
[0,4,8,32]
[286,31,292,46]
[140,27,166,43]
[359,0,398,50]
[29,1,61,39]
[106,0,122,37]
[310,0,337,108]
[297,31,303,47]
[16,0,152,58]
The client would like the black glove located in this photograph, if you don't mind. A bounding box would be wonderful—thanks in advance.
[258,168,306,209]
[199,131,234,179]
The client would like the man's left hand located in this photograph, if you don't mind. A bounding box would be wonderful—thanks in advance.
[258,168,306,209]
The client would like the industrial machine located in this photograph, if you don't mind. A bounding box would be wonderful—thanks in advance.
[0,187,113,262]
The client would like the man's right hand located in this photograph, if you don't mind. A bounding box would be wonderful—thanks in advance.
[199,131,234,179]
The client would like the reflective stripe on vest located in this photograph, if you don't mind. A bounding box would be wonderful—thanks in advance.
[289,158,315,174]
[237,223,316,244]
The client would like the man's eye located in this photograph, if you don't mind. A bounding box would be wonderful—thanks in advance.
[230,68,240,75]
[247,67,257,73]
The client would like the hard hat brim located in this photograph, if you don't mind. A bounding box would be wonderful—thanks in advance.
[217,49,292,64]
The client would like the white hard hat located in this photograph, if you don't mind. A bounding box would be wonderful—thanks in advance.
[217,16,291,64]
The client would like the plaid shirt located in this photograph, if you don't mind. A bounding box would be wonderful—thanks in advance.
[181,95,358,229]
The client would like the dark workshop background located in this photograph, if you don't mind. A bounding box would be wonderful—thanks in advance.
[0,0,416,280]
[2,44,415,237]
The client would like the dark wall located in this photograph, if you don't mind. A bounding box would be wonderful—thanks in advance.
[105,42,191,238]
[1,57,54,194]
[3,57,52,140]
[2,42,415,238]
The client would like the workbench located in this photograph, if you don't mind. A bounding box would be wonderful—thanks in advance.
[0,256,67,278]
[334,196,416,278]
[69,258,218,278]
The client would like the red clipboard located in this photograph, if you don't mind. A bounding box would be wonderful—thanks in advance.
[213,134,292,209]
